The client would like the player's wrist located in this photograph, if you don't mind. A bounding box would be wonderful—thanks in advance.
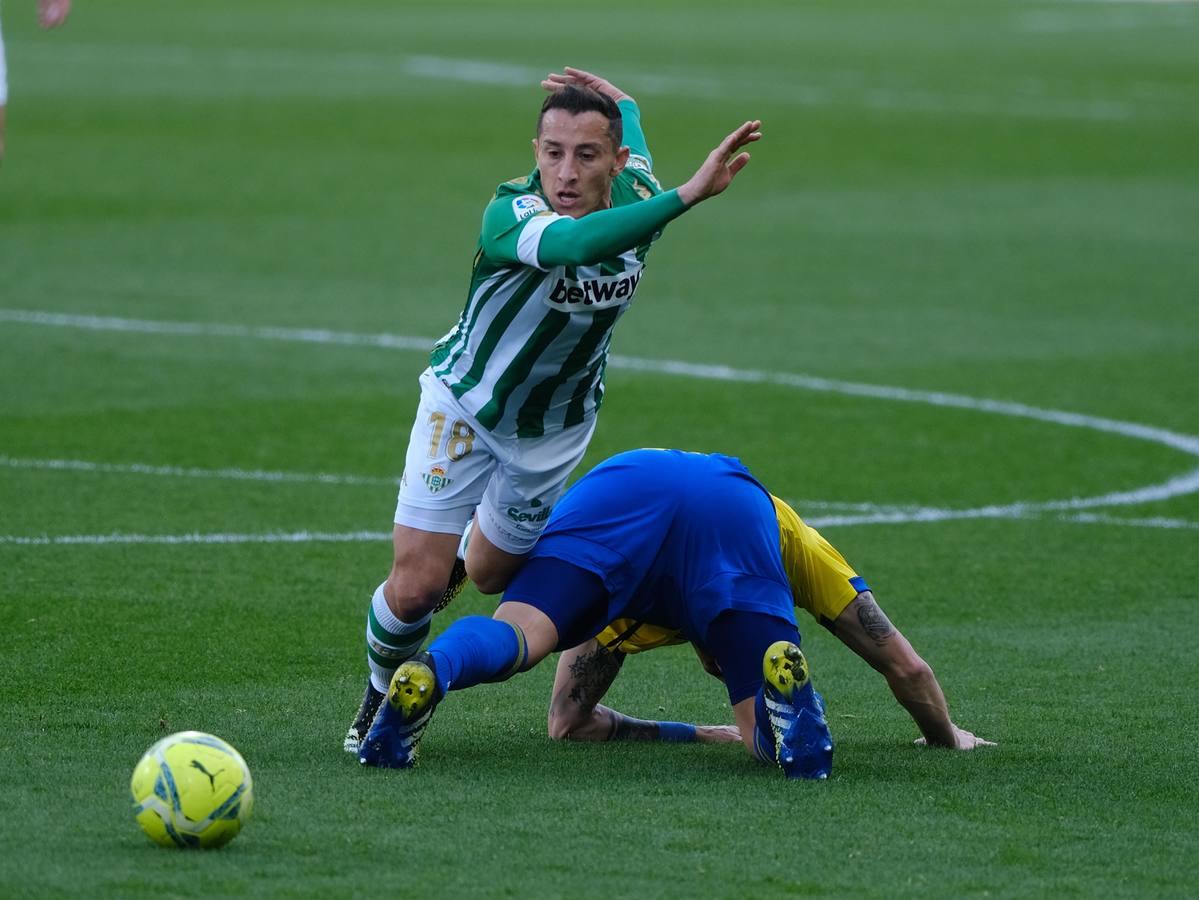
[676,181,702,208]
[657,721,698,742]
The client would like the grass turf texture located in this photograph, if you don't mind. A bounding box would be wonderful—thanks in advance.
[2,0,1198,895]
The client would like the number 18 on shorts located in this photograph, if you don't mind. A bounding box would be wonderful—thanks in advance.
[393,370,595,554]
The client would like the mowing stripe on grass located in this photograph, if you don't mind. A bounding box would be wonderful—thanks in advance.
[12,44,1161,122]
[3,308,1198,534]
[3,512,1196,547]
[5,308,1197,458]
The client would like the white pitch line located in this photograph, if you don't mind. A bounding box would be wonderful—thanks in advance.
[1025,465,1199,510]
[6,307,1195,460]
[1064,512,1194,527]
[802,505,1199,531]
[1066,0,1198,5]
[0,530,392,546]
[6,451,1188,527]
[803,506,1032,529]
[609,356,1199,459]
[798,464,1199,528]
[0,310,432,353]
[4,308,1199,534]
[0,455,398,487]
[1056,512,1199,530]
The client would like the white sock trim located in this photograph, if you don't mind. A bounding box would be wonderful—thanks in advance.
[371,582,432,635]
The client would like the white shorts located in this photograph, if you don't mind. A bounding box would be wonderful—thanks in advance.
[393,368,596,554]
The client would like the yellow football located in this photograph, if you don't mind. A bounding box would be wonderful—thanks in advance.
[130,731,253,849]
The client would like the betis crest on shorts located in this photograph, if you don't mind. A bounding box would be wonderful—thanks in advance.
[422,465,452,494]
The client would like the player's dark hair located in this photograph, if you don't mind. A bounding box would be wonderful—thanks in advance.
[537,85,623,149]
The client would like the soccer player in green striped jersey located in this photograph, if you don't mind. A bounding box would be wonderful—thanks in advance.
[346,67,762,754]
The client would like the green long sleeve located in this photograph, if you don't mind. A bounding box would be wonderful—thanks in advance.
[536,189,687,268]
[619,99,653,167]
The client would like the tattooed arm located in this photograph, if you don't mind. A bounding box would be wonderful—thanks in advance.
[547,639,630,741]
[547,639,740,743]
[831,592,993,749]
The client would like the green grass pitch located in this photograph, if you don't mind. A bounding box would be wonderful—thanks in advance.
[2,0,1198,895]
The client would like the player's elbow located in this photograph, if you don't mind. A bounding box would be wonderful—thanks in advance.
[547,700,603,741]
[886,656,935,691]
[547,707,581,741]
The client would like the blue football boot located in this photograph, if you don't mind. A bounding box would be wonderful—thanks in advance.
[349,560,463,756]
[358,652,440,769]
[761,641,833,780]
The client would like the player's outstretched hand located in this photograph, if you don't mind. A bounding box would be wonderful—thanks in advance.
[38,0,71,28]
[696,725,741,744]
[677,120,762,207]
[541,66,632,105]
[915,724,996,750]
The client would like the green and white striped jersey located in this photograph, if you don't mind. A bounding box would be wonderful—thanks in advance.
[428,104,665,439]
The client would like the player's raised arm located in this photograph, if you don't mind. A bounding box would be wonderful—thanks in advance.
[525,121,761,267]
[547,639,739,744]
[478,74,757,271]
[830,592,994,750]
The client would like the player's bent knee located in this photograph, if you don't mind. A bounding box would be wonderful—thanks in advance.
[464,533,528,596]
[464,548,526,595]
[469,567,515,597]
[383,571,444,621]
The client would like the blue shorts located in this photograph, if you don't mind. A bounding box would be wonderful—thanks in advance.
[705,611,801,705]
[525,449,798,645]
[504,556,612,652]
[505,557,801,705]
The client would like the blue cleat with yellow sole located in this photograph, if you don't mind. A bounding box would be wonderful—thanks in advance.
[358,653,440,769]
[761,641,833,780]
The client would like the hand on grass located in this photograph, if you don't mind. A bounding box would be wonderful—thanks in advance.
[696,725,741,744]
[915,724,996,750]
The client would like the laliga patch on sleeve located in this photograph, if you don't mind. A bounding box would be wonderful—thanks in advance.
[512,195,549,221]
[627,154,652,173]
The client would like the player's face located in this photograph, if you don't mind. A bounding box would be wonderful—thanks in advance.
[534,110,629,218]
